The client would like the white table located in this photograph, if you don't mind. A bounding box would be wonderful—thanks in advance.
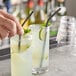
[34,45,76,76]
[1,45,76,76]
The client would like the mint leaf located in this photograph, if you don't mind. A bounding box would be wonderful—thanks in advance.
[41,22,51,27]
[24,29,31,34]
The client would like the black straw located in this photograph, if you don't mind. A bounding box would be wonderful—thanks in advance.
[46,8,61,27]
[22,11,34,27]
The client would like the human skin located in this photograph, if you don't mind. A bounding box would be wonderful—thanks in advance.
[57,0,64,3]
[0,10,24,39]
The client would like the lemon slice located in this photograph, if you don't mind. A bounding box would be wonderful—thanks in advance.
[11,44,31,54]
[20,44,31,52]
[39,28,45,40]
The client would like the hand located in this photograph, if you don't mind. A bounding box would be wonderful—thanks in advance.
[0,10,24,39]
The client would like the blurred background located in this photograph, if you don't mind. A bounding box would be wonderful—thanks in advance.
[0,0,76,76]
[0,0,76,59]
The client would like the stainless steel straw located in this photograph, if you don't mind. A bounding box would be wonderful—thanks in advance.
[40,8,61,67]
[18,11,34,51]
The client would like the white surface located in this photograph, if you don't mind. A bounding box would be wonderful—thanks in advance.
[33,45,76,76]
[1,45,76,76]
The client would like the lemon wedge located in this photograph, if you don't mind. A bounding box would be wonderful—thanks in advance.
[39,28,45,40]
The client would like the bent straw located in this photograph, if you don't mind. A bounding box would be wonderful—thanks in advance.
[18,11,34,51]
[40,8,61,68]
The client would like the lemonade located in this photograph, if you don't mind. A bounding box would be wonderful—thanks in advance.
[29,24,49,74]
[10,33,32,76]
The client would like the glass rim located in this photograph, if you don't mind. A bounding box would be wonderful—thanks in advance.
[60,16,76,22]
[29,24,50,29]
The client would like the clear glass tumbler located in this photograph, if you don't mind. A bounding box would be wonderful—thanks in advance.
[56,16,76,51]
[10,33,32,76]
[30,24,49,74]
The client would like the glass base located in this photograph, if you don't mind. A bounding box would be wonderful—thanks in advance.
[32,67,49,75]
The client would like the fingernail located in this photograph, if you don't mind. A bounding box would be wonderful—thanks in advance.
[19,29,24,35]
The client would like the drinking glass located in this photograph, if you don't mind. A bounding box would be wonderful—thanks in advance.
[56,16,76,51]
[29,24,49,74]
[10,32,32,76]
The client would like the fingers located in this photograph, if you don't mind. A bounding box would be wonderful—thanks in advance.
[0,10,24,35]
[0,25,9,39]
[0,15,17,37]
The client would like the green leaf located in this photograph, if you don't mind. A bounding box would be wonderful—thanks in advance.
[41,22,51,27]
[24,29,31,34]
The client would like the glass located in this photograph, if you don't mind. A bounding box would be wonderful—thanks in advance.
[10,33,32,76]
[56,16,76,51]
[30,24,49,74]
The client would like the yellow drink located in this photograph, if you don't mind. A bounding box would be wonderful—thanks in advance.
[29,25,49,74]
[10,34,32,76]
